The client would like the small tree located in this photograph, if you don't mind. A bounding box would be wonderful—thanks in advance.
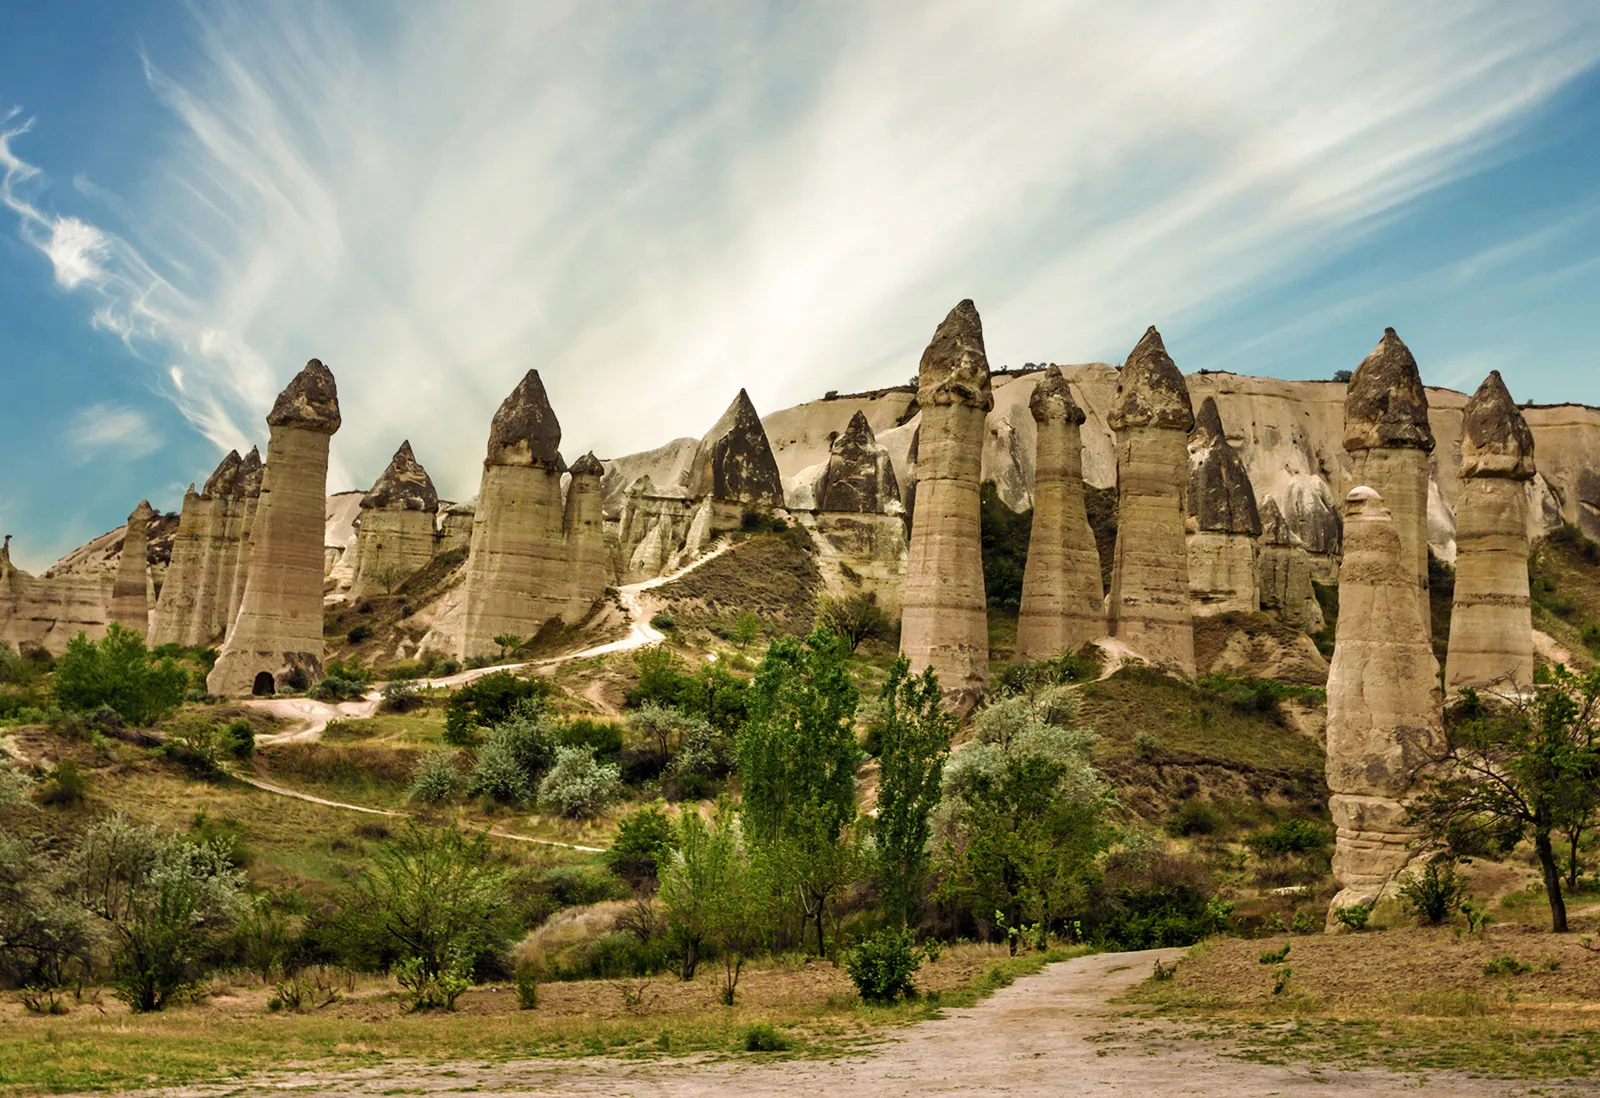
[872,657,954,927]
[492,634,525,661]
[537,746,624,818]
[658,800,761,998]
[1409,671,1600,933]
[606,803,678,886]
[816,593,892,653]
[731,611,763,652]
[52,624,189,726]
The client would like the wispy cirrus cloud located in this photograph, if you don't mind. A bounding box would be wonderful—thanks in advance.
[63,402,163,463]
[3,1,1599,506]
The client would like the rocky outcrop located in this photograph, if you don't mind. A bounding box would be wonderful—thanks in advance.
[562,452,612,619]
[1107,328,1196,674]
[1016,366,1103,660]
[457,371,576,659]
[149,448,261,647]
[817,411,901,514]
[437,499,475,555]
[107,501,154,634]
[692,390,785,510]
[350,441,439,600]
[0,535,111,654]
[1325,486,1444,924]
[209,360,341,696]
[1187,398,1261,615]
[148,484,205,646]
[1258,499,1324,631]
[225,448,264,628]
[1446,372,1536,695]
[1279,474,1342,583]
[1344,329,1434,626]
[901,300,993,708]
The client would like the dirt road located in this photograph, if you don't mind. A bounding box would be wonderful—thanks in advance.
[156,950,1541,1097]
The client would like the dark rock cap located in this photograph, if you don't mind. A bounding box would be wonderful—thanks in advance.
[1459,370,1535,479]
[201,450,244,499]
[917,300,994,411]
[486,370,562,467]
[1028,365,1086,426]
[362,440,440,511]
[238,448,265,498]
[1343,328,1434,453]
[1108,327,1194,431]
[1187,398,1261,535]
[267,359,341,434]
[818,411,900,513]
[695,389,784,507]
[569,451,605,477]
[1259,497,1302,547]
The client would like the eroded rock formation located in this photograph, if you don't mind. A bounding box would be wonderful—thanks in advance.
[1258,498,1324,631]
[563,452,612,619]
[1345,329,1435,626]
[1326,486,1444,924]
[107,501,154,634]
[1016,365,1103,660]
[1446,371,1536,694]
[1107,327,1196,674]
[692,389,785,511]
[901,300,992,707]
[1186,398,1261,615]
[208,360,341,696]
[818,412,901,513]
[0,535,111,654]
[350,441,439,601]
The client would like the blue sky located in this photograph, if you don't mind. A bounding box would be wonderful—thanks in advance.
[2,1,1599,570]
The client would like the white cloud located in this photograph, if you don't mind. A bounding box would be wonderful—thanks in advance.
[63,403,163,462]
[3,2,1600,504]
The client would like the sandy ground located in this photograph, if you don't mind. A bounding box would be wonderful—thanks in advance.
[137,950,1557,1098]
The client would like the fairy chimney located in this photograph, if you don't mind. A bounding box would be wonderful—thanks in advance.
[1186,397,1261,615]
[107,500,154,635]
[350,441,439,600]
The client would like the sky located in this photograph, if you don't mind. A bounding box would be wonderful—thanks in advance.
[1,1,1599,570]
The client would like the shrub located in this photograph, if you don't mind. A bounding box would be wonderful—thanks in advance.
[845,926,920,1004]
[188,810,250,869]
[606,803,678,885]
[396,952,472,1011]
[515,963,539,1009]
[1483,955,1532,977]
[408,750,464,804]
[381,680,423,713]
[0,760,34,806]
[224,719,255,759]
[537,746,624,818]
[1399,859,1467,925]
[1132,730,1162,761]
[559,718,624,760]
[444,672,550,743]
[815,592,892,652]
[1333,903,1372,932]
[347,624,374,645]
[38,759,90,807]
[1245,819,1330,856]
[992,649,1102,696]
[470,702,555,804]
[1166,799,1221,837]
[650,612,676,631]
[165,716,226,774]
[1582,621,1600,656]
[742,1023,791,1052]
[1259,943,1291,965]
[51,625,189,726]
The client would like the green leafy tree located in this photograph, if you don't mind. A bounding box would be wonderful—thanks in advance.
[536,746,623,818]
[51,624,189,726]
[871,657,954,927]
[1408,669,1600,932]
[816,592,893,653]
[606,802,679,886]
[731,610,763,652]
[658,800,762,1000]
[492,633,524,661]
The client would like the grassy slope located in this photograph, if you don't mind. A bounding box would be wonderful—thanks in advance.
[651,528,822,637]
[1530,526,1600,670]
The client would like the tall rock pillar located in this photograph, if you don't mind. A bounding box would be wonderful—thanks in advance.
[1016,365,1103,661]
[1326,486,1444,923]
[225,448,265,628]
[1446,371,1536,694]
[1344,329,1435,627]
[901,299,993,708]
[563,453,612,619]
[208,360,341,696]
[149,484,204,646]
[108,500,154,635]
[350,441,439,601]
[458,370,570,660]
[1258,499,1324,632]
[1106,327,1196,674]
[1186,397,1262,615]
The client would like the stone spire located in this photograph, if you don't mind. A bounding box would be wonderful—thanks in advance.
[350,441,441,600]
[225,446,266,628]
[201,450,244,499]
[1326,486,1444,925]
[818,411,900,513]
[1258,497,1324,631]
[901,299,993,708]
[486,370,562,467]
[563,451,613,618]
[693,389,784,508]
[209,360,341,695]
[151,456,227,646]
[107,501,154,635]
[1447,371,1537,694]
[1344,328,1434,626]
[1186,398,1261,615]
[1016,366,1103,661]
[1106,327,1196,673]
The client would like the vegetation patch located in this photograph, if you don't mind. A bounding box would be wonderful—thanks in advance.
[652,529,822,635]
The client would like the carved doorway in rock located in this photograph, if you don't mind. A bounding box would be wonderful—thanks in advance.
[252,671,276,696]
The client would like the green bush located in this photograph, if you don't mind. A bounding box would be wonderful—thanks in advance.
[39,759,89,807]
[51,625,188,726]
[992,648,1102,696]
[380,680,423,713]
[165,716,226,774]
[845,927,920,1004]
[1245,819,1330,856]
[558,718,624,760]
[1399,859,1467,925]
[469,702,555,805]
[649,612,677,632]
[1166,799,1221,837]
[606,803,678,884]
[444,672,550,744]
[408,750,464,805]
[979,482,1030,610]
[536,746,623,818]
[224,719,255,759]
[1333,903,1372,932]
[742,1023,791,1052]
[347,624,374,645]
[1483,954,1532,977]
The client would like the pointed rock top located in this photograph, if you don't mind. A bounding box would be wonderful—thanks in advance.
[238,447,265,498]
[1191,396,1227,445]
[184,483,199,501]
[694,389,784,506]
[1259,497,1302,547]
[570,452,605,477]
[362,440,439,511]
[1029,365,1086,426]
[201,450,244,499]
[1343,328,1433,452]
[818,410,900,513]
[1109,326,1194,431]
[1460,370,1535,479]
[128,500,155,525]
[486,369,562,467]
[917,299,994,411]
[0,534,10,571]
[267,358,341,433]
[1187,397,1261,535]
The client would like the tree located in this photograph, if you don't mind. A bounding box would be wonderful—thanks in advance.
[731,611,763,652]
[658,800,762,1000]
[536,746,624,818]
[51,624,189,726]
[629,702,689,771]
[492,633,525,661]
[737,627,861,953]
[1408,669,1600,933]
[871,657,954,927]
[606,803,678,886]
[0,829,93,991]
[444,672,550,744]
[816,592,893,653]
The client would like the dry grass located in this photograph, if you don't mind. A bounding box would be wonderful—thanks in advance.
[654,529,822,635]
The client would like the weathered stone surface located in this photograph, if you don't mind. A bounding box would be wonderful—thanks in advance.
[1326,487,1444,923]
[902,300,993,708]
[0,535,112,654]
[1258,498,1324,631]
[226,448,264,628]
[437,499,475,555]
[150,447,260,648]
[1186,398,1261,616]
[107,501,154,634]
[148,485,205,646]
[808,512,908,616]
[209,361,341,695]
[562,452,612,619]
[350,442,440,601]
[692,390,785,509]
[817,412,901,514]
[1016,366,1103,660]
[1447,373,1536,695]
[486,371,562,468]
[1281,474,1342,582]
[1107,328,1196,673]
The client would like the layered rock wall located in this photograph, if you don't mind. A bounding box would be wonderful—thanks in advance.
[0,535,111,654]
[563,453,612,618]
[1187,398,1261,615]
[1258,499,1324,631]
[107,501,154,634]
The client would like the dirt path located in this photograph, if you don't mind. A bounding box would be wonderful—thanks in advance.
[153,950,1538,1097]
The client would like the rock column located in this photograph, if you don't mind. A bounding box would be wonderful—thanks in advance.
[1344,329,1435,627]
[1186,398,1262,615]
[563,452,612,619]
[108,500,154,635]
[1106,327,1196,674]
[208,360,341,696]
[149,482,204,646]
[189,451,247,645]
[1326,486,1444,924]
[1446,371,1536,694]
[1016,366,1103,661]
[901,299,993,708]
[1258,499,1323,631]
[224,448,264,628]
[458,370,570,660]
[350,441,439,601]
